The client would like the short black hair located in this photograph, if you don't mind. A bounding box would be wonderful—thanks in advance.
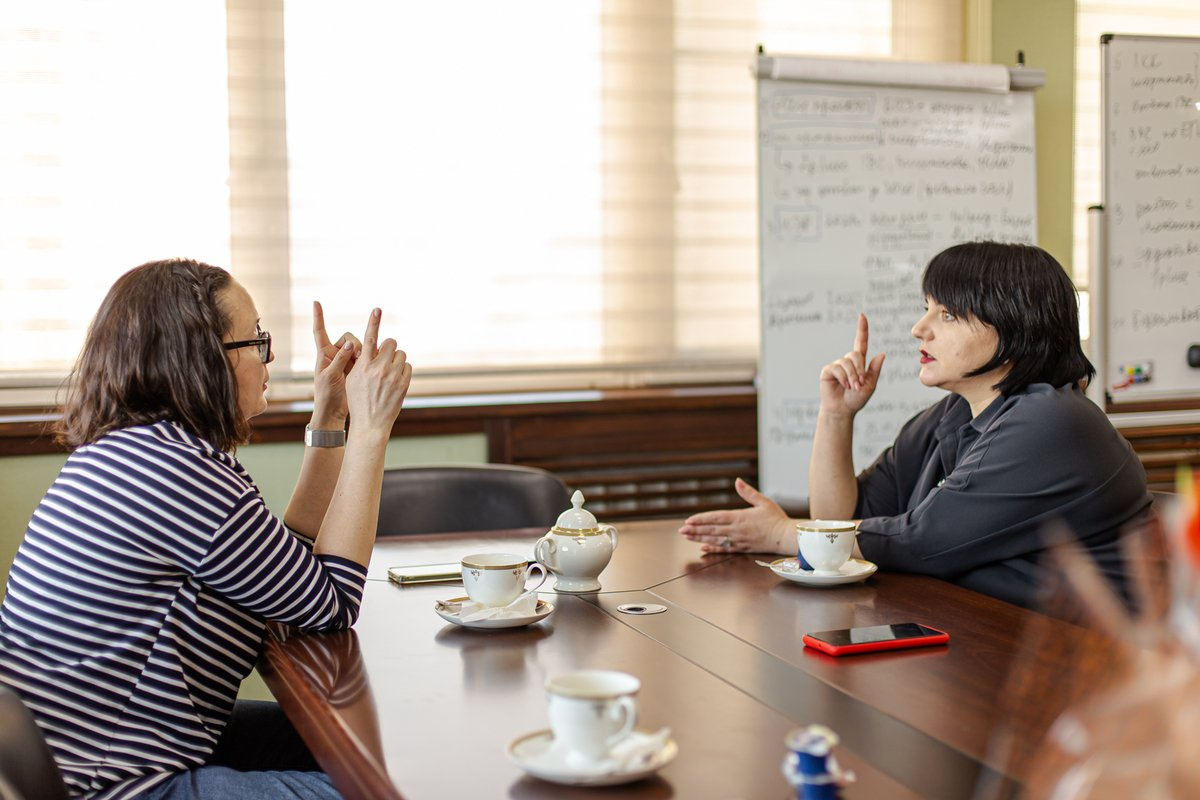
[921,242,1095,396]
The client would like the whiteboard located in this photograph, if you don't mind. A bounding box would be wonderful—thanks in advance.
[1100,34,1200,405]
[756,55,1039,507]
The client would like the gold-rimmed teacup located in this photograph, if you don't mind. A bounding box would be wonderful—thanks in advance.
[461,553,546,607]
[795,521,858,576]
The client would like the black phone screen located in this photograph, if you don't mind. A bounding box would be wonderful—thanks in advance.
[808,622,942,646]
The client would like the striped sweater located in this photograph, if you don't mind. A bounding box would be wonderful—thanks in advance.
[0,421,367,799]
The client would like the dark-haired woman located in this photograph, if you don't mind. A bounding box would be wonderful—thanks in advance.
[680,242,1151,608]
[0,259,411,799]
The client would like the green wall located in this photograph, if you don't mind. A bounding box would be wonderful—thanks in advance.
[0,453,69,596]
[991,0,1077,269]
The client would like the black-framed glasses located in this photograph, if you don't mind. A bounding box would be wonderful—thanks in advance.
[223,327,272,364]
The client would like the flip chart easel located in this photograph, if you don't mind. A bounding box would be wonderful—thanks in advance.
[755,52,1041,507]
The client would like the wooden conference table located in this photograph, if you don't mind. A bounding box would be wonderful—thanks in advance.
[259,519,1119,799]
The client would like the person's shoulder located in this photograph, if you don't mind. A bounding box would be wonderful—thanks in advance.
[1002,383,1098,416]
[89,421,249,487]
[997,383,1115,439]
[95,420,212,454]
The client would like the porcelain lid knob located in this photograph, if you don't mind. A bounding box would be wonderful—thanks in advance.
[554,490,598,531]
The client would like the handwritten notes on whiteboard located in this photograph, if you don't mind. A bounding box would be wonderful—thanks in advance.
[1103,35,1200,403]
[757,77,1037,506]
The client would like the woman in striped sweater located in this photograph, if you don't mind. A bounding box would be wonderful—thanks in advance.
[0,259,411,799]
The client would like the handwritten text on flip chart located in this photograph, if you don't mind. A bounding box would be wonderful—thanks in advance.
[757,78,1037,500]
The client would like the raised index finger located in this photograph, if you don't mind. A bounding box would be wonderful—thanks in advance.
[361,308,382,358]
[854,313,870,358]
[312,301,332,350]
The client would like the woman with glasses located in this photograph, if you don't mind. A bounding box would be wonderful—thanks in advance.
[0,259,411,799]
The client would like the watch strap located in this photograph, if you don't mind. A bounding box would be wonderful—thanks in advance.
[305,424,346,448]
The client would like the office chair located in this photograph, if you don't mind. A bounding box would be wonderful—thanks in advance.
[0,685,68,800]
[377,464,573,536]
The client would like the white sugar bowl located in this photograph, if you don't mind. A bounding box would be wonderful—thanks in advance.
[534,491,618,593]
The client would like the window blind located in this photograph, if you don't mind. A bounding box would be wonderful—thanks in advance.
[0,1,230,384]
[1,0,962,399]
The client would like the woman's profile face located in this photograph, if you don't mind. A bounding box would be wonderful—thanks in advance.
[220,280,272,421]
[911,297,1009,404]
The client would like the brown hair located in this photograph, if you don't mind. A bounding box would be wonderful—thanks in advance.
[56,259,250,451]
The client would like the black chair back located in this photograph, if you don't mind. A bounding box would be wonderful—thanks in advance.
[0,686,68,800]
[377,464,572,536]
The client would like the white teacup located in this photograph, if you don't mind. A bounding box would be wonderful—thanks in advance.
[545,670,639,765]
[460,553,547,607]
[796,521,858,576]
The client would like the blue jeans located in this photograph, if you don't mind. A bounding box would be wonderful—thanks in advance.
[135,700,341,800]
[136,768,340,800]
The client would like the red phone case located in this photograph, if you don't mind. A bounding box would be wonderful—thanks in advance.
[802,625,949,657]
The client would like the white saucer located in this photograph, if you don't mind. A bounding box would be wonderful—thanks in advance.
[507,728,677,787]
[434,596,554,629]
[768,557,877,586]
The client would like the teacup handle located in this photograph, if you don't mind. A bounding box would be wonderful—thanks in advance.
[604,696,637,750]
[534,537,556,570]
[523,562,548,593]
[602,523,618,551]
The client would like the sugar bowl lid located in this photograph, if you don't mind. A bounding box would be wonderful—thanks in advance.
[553,490,599,532]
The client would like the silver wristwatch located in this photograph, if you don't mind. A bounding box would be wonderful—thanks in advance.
[304,424,346,448]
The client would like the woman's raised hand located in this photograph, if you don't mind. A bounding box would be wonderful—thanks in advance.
[818,313,886,417]
[344,308,412,435]
[311,301,362,426]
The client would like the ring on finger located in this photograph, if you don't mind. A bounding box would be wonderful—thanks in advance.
[721,537,733,548]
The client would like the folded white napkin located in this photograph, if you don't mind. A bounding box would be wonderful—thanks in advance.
[453,590,540,622]
[599,727,672,772]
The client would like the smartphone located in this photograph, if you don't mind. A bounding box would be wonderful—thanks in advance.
[802,622,949,656]
[386,563,462,586]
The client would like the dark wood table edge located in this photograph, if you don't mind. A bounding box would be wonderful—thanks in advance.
[259,625,404,800]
